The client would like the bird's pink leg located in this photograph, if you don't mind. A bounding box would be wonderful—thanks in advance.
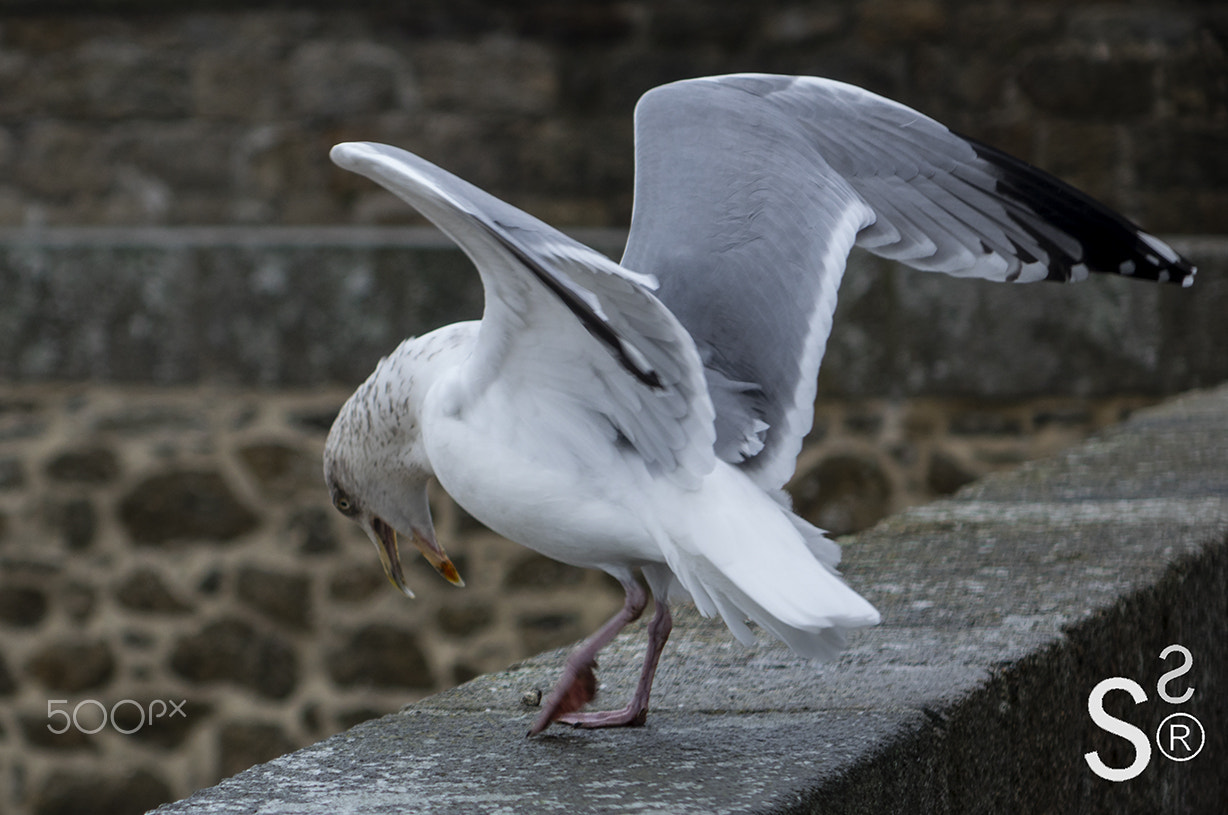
[557,596,672,729]
[528,578,652,736]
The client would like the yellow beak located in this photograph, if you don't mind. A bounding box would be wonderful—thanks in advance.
[371,517,464,598]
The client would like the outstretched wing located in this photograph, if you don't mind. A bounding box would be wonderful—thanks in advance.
[622,73,1196,492]
[331,142,716,488]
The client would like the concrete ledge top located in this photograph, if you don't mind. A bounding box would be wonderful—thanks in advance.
[153,383,1228,814]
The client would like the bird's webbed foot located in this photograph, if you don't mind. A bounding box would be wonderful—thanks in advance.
[555,703,649,729]
[528,658,598,735]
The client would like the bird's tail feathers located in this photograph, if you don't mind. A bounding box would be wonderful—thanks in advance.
[766,487,842,571]
[788,512,842,572]
[656,467,878,661]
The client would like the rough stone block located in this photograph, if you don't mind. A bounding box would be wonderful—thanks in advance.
[289,506,340,555]
[118,470,259,544]
[170,618,298,699]
[328,563,385,602]
[235,566,312,629]
[114,568,193,614]
[1019,54,1156,120]
[0,654,16,696]
[926,450,978,496]
[502,552,587,590]
[435,603,494,638]
[288,40,415,117]
[411,38,557,114]
[24,640,114,692]
[217,721,297,781]
[237,441,321,496]
[326,624,434,689]
[0,457,24,489]
[44,446,120,483]
[43,497,96,550]
[0,584,49,628]
[516,611,586,654]
[31,768,171,815]
[790,452,892,535]
[191,50,284,119]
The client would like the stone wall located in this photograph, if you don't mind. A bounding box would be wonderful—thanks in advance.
[0,382,1162,814]
[0,1,1223,233]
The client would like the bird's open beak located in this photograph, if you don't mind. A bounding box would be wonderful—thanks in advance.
[370,517,464,598]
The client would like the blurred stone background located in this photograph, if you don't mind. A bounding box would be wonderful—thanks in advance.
[0,2,1224,814]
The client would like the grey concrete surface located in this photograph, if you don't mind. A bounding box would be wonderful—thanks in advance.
[151,384,1228,814]
[2,228,1223,396]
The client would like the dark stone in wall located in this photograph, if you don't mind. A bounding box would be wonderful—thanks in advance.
[238,442,322,496]
[115,568,193,614]
[63,581,96,621]
[335,707,385,731]
[452,663,481,685]
[170,617,298,699]
[25,640,115,692]
[327,624,433,689]
[927,450,978,496]
[517,612,585,653]
[791,453,892,537]
[949,411,1025,437]
[1018,55,1155,120]
[0,653,17,696]
[290,506,340,555]
[435,603,493,637]
[44,446,120,483]
[290,406,342,434]
[122,698,209,748]
[217,721,297,780]
[329,564,386,602]
[118,470,260,544]
[19,713,97,752]
[0,583,48,627]
[31,768,171,815]
[503,552,587,590]
[1032,407,1094,429]
[47,497,97,550]
[236,566,312,629]
[0,458,24,489]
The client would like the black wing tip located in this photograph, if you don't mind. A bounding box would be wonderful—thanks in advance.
[962,135,1197,288]
[1122,232,1197,287]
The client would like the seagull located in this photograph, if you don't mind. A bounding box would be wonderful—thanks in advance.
[322,73,1195,736]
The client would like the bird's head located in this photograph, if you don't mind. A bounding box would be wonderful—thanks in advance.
[322,359,464,598]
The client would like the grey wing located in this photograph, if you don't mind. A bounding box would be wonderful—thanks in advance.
[622,73,1196,492]
[331,142,716,487]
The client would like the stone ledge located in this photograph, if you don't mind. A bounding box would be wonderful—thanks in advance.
[1,228,1223,395]
[151,384,1228,814]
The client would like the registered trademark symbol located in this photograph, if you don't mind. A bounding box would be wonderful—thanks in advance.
[1084,644,1208,782]
[1155,712,1205,762]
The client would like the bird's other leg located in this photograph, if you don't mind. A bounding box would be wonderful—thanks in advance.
[528,577,647,736]
[557,594,671,729]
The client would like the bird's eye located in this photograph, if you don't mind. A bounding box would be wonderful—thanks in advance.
[333,493,357,516]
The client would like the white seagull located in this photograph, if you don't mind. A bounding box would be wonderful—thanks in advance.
[322,74,1195,736]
